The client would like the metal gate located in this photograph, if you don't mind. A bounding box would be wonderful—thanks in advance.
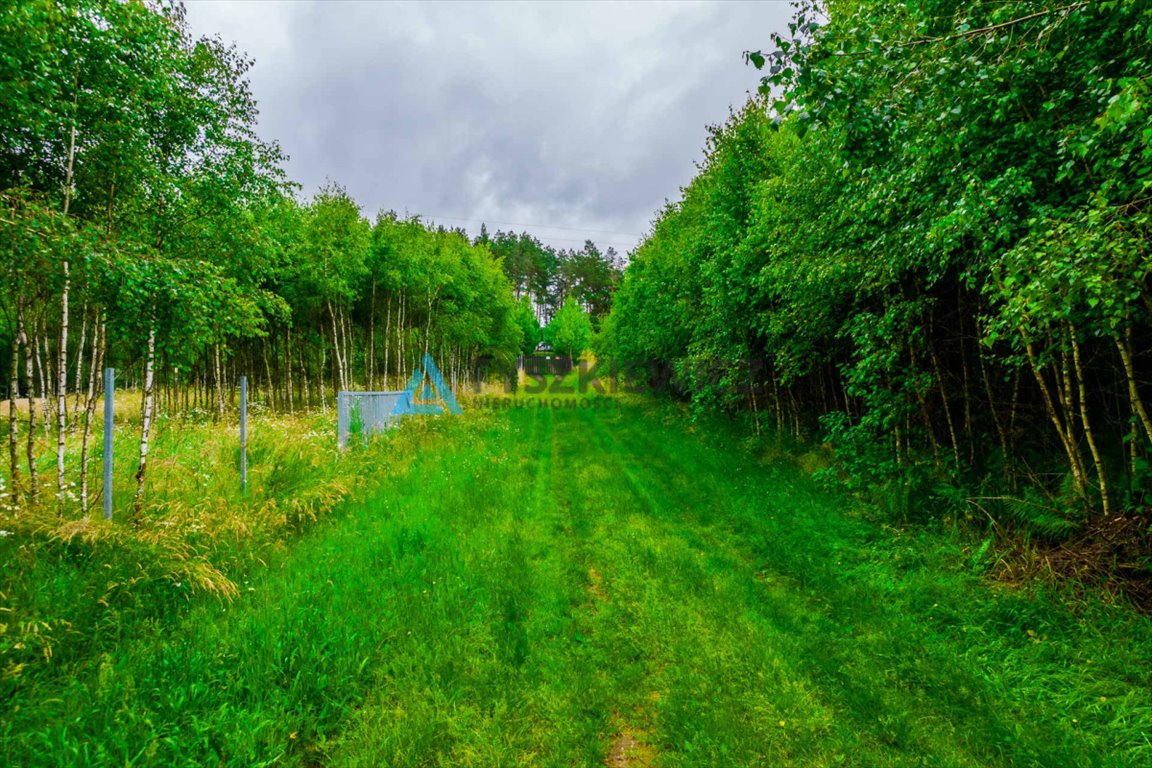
[336,390,412,448]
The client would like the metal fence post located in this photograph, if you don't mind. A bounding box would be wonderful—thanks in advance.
[240,375,248,491]
[103,368,114,520]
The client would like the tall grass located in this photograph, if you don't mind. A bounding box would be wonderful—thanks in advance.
[1,389,1150,766]
[0,397,478,713]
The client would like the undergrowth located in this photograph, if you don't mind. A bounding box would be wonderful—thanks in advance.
[0,400,493,708]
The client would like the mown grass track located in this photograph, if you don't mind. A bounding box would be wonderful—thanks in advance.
[3,396,1151,767]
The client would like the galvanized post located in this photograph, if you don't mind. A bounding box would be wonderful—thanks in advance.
[103,367,114,520]
[239,375,248,491]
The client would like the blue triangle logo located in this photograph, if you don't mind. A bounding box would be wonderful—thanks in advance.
[399,354,462,415]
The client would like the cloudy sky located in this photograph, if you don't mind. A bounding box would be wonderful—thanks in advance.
[184,0,792,254]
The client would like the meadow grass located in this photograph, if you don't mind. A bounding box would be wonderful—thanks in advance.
[0,397,453,719]
[1,388,1150,766]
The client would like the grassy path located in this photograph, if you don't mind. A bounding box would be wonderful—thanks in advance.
[4,399,1151,766]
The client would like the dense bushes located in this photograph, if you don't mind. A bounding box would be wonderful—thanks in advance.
[606,0,1152,529]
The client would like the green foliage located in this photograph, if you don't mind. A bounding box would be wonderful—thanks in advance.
[484,230,622,326]
[545,296,592,361]
[607,0,1152,532]
[1,0,288,383]
[301,184,371,308]
[512,294,541,355]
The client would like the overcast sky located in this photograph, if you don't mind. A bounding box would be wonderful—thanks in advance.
[184,0,793,254]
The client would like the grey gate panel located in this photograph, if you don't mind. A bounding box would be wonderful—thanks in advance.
[337,390,412,448]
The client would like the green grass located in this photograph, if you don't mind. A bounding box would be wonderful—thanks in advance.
[2,391,1151,766]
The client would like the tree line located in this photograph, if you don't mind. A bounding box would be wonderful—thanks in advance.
[1,1,621,515]
[603,0,1151,530]
[479,227,623,327]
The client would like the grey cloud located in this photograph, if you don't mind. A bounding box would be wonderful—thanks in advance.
[185,0,793,252]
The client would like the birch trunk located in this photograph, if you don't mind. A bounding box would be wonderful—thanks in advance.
[424,289,434,357]
[1130,420,1139,484]
[18,307,37,500]
[133,325,157,519]
[398,293,406,385]
[286,327,295,413]
[749,364,762,436]
[79,319,104,512]
[262,336,275,411]
[34,330,50,438]
[1023,336,1088,499]
[56,262,69,493]
[72,303,87,424]
[383,294,392,390]
[1116,329,1152,445]
[57,101,76,479]
[214,343,224,421]
[1071,329,1109,515]
[368,279,376,389]
[8,329,20,502]
[327,300,347,392]
[301,339,311,410]
[319,343,328,414]
[341,305,353,390]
